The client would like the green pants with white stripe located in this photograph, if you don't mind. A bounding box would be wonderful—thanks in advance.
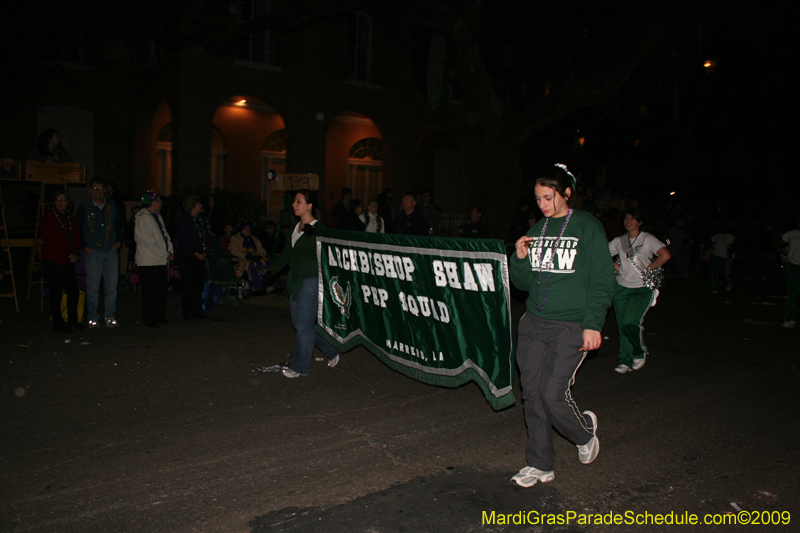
[613,285,656,367]
[786,262,800,323]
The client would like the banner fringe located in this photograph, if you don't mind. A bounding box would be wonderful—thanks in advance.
[318,328,515,411]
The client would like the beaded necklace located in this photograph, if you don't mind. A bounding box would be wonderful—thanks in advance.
[53,207,74,250]
[86,200,113,247]
[192,215,208,253]
[530,208,573,312]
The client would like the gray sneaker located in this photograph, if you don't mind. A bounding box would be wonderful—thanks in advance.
[511,466,554,487]
[282,368,306,378]
[328,355,340,368]
[577,410,599,464]
[632,356,646,370]
[105,317,118,328]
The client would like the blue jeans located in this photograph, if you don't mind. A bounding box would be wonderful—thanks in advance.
[84,249,119,321]
[289,277,338,375]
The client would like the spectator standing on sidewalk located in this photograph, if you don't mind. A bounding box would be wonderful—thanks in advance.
[176,195,208,321]
[416,190,440,236]
[390,193,429,236]
[76,177,122,328]
[360,200,385,233]
[332,188,353,229]
[461,206,491,238]
[41,192,83,333]
[134,192,174,328]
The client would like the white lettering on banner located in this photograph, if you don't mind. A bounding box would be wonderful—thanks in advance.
[360,284,390,308]
[358,251,370,273]
[399,292,450,323]
[473,263,495,292]
[385,338,445,363]
[432,260,496,292]
[383,254,397,278]
[327,246,415,282]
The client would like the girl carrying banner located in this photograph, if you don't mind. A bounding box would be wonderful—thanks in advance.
[509,164,616,488]
[262,190,340,377]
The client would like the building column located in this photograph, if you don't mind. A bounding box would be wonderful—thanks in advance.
[284,108,328,209]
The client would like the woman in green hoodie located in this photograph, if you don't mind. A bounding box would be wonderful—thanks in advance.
[508,164,616,488]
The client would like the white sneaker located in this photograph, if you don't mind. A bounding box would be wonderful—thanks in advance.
[511,466,554,487]
[282,367,305,378]
[632,356,646,370]
[105,317,118,328]
[614,364,631,374]
[328,355,340,368]
[577,410,599,464]
[782,321,795,329]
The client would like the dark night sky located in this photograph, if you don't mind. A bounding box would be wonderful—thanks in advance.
[522,0,797,225]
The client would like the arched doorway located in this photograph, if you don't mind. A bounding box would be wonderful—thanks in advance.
[325,111,383,220]
[347,137,384,203]
[211,96,285,200]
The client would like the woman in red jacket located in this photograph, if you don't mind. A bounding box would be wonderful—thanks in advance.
[41,192,83,332]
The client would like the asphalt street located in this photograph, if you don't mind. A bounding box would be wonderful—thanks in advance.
[1,274,798,532]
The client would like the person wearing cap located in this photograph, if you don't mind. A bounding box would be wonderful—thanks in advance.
[134,192,174,328]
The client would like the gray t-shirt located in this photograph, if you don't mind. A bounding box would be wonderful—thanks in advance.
[711,233,735,258]
[609,231,666,288]
[782,229,800,265]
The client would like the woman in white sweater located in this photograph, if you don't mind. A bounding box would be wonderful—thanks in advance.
[134,192,174,327]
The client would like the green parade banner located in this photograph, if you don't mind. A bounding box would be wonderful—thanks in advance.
[316,229,515,410]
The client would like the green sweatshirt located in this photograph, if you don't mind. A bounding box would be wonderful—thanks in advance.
[268,221,327,298]
[509,210,615,331]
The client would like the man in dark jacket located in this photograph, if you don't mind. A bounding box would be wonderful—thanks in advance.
[462,206,491,238]
[390,193,429,236]
[332,188,353,228]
